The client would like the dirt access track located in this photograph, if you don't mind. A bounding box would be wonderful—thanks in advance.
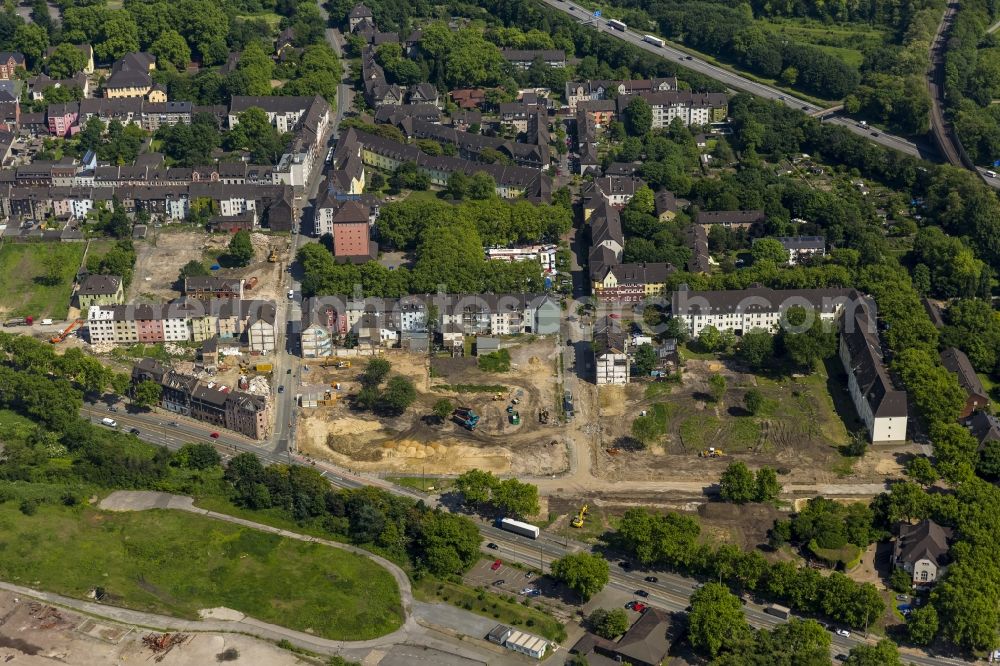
[129,228,291,303]
[0,588,311,666]
[296,338,570,476]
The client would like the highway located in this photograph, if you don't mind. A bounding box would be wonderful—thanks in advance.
[543,0,1000,190]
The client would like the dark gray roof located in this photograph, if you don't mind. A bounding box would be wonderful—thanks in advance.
[769,236,825,251]
[687,224,710,273]
[595,317,626,354]
[78,274,122,296]
[501,49,566,62]
[349,3,373,17]
[965,411,1000,450]
[695,210,765,226]
[614,608,673,666]
[840,301,908,419]
[941,347,988,400]
[894,519,951,567]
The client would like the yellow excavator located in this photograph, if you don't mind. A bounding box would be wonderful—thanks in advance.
[571,504,589,528]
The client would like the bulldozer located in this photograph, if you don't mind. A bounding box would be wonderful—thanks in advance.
[571,504,589,528]
[699,447,724,458]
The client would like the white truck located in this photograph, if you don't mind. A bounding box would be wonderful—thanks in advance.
[643,35,664,47]
[498,517,540,539]
[101,417,118,428]
[608,19,627,31]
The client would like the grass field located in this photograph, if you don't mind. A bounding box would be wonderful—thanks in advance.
[0,242,97,319]
[387,476,455,494]
[757,18,885,69]
[0,503,405,640]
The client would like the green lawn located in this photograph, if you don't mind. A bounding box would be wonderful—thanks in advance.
[757,18,885,69]
[0,503,405,640]
[0,242,94,319]
[416,575,566,642]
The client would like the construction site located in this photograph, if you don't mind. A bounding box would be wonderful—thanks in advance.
[129,228,291,304]
[0,591,309,665]
[295,338,570,476]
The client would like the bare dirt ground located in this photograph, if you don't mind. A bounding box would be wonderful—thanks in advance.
[129,229,292,303]
[0,590,311,665]
[588,357,919,486]
[296,340,570,476]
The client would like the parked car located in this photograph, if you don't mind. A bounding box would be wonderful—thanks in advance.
[644,576,659,583]
[492,580,505,586]
[491,559,502,571]
[487,542,499,550]
[895,594,909,601]
[835,629,851,638]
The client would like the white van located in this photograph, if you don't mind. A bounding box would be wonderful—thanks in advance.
[101,417,118,428]
[987,170,997,179]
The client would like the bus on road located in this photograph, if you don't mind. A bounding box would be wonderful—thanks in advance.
[608,19,627,31]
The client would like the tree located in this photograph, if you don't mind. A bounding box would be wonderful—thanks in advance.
[754,467,781,502]
[432,399,452,422]
[132,380,162,408]
[174,442,221,469]
[416,510,481,575]
[106,203,131,239]
[455,469,496,505]
[13,23,48,68]
[719,461,756,504]
[468,172,496,199]
[688,583,751,657]
[46,43,87,79]
[151,29,191,71]
[978,440,1000,479]
[907,605,938,646]
[624,96,652,136]
[445,171,470,200]
[751,238,788,264]
[227,107,288,163]
[633,343,657,376]
[550,552,609,601]
[782,307,837,369]
[227,230,254,267]
[708,373,727,403]
[95,13,140,62]
[589,608,630,639]
[904,456,938,486]
[360,358,391,388]
[744,388,764,415]
[628,185,655,215]
[698,325,723,352]
[844,639,901,666]
[491,478,539,518]
[376,376,416,415]
[178,260,208,282]
[736,329,774,370]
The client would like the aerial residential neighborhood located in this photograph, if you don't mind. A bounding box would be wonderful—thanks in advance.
[0,0,997,664]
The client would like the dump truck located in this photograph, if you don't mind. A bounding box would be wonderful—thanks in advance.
[4,316,32,327]
[453,407,480,431]
[509,410,520,425]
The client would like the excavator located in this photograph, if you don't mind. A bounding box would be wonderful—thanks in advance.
[49,318,83,344]
[571,504,589,528]
[699,447,725,458]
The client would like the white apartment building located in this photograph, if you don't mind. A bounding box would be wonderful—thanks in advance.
[486,245,558,272]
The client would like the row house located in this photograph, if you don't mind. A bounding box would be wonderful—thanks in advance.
[395,117,547,169]
[29,73,90,102]
[229,95,314,132]
[592,262,673,303]
[76,98,193,132]
[616,91,728,128]
[694,209,765,230]
[299,293,561,354]
[131,358,271,439]
[48,103,78,138]
[340,128,552,202]
[583,175,645,208]
[594,317,629,385]
[565,77,678,112]
[0,52,24,80]
[88,299,277,352]
[184,276,245,301]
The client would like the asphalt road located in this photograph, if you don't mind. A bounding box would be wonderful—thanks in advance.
[544,0,1000,190]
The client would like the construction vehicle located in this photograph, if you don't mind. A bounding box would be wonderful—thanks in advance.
[700,447,724,458]
[493,393,504,401]
[571,504,589,528]
[538,408,550,424]
[267,249,278,262]
[318,390,338,406]
[255,362,273,373]
[606,448,620,456]
[337,360,351,369]
[453,407,480,431]
[4,316,32,327]
[509,410,520,425]
[49,318,82,344]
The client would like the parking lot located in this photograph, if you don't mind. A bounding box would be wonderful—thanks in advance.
[464,558,545,598]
